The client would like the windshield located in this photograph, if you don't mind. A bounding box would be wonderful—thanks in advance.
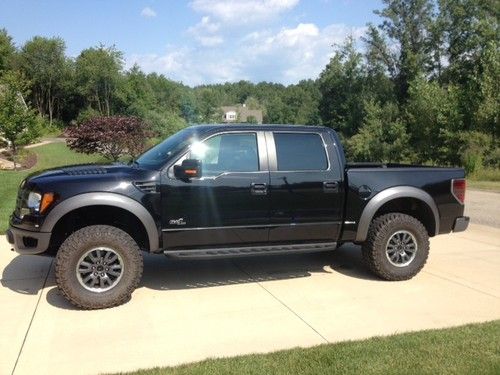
[136,127,204,169]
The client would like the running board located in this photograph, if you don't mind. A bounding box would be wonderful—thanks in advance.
[163,242,337,259]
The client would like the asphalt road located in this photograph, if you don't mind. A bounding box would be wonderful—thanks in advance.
[0,190,499,374]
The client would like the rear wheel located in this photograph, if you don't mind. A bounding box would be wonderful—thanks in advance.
[362,213,429,281]
[55,225,143,309]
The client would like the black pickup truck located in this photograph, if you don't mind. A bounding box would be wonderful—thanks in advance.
[7,124,469,309]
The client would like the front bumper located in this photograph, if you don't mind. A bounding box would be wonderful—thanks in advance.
[6,226,51,255]
[453,216,470,233]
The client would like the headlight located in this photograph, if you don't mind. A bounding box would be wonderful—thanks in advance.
[27,192,42,211]
[23,192,56,215]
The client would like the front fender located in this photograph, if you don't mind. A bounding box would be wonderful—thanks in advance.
[41,192,160,251]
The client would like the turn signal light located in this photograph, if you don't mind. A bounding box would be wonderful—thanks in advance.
[40,193,56,214]
[451,179,466,204]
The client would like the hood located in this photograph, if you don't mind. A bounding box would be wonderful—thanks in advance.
[27,163,135,181]
[22,163,160,196]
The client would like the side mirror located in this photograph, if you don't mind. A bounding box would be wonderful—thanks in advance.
[174,159,202,180]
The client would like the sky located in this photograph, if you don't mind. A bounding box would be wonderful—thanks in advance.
[0,0,383,86]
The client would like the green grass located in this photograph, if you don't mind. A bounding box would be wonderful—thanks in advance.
[0,143,105,233]
[470,168,500,182]
[116,320,500,375]
[468,180,500,193]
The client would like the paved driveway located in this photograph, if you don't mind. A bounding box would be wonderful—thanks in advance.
[465,189,500,228]
[1,222,499,375]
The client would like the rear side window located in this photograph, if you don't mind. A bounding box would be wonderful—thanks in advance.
[274,133,328,171]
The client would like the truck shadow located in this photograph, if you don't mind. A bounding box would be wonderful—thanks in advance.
[2,243,379,310]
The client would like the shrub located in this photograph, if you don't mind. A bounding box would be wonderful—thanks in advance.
[66,116,150,161]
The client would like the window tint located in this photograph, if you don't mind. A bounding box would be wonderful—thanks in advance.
[190,133,259,176]
[274,133,328,171]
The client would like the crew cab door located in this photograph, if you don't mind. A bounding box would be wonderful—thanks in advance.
[161,131,270,249]
[266,131,344,243]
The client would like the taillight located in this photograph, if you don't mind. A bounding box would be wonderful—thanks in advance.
[451,179,466,204]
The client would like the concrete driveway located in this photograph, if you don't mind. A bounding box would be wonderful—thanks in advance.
[1,215,499,374]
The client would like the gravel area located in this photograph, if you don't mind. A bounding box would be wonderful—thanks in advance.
[465,189,500,228]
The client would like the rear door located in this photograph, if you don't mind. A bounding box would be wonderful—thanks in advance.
[266,130,344,243]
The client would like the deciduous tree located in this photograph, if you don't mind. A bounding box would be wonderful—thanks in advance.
[0,71,39,169]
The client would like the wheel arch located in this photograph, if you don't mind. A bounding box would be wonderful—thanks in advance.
[42,192,160,252]
[355,186,439,243]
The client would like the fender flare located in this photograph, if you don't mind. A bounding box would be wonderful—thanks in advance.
[41,192,160,251]
[355,186,440,243]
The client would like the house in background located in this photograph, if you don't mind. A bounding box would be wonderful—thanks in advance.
[221,104,263,124]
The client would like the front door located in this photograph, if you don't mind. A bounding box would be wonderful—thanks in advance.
[161,131,270,249]
[266,131,344,243]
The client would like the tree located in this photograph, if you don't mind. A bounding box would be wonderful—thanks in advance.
[0,28,15,74]
[319,37,366,136]
[75,45,123,116]
[66,116,150,161]
[374,0,435,101]
[346,100,412,162]
[196,88,222,123]
[0,71,39,169]
[18,36,68,124]
[405,77,463,163]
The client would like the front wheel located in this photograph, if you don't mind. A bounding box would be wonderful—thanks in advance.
[55,225,143,309]
[362,213,429,281]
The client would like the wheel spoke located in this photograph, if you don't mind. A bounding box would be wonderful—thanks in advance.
[103,251,112,263]
[82,274,94,284]
[88,251,98,262]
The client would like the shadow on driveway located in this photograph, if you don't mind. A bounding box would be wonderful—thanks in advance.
[2,243,379,310]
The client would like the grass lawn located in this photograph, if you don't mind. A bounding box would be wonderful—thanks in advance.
[117,320,500,375]
[468,180,500,193]
[0,143,105,233]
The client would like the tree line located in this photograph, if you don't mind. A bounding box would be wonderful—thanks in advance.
[0,0,498,173]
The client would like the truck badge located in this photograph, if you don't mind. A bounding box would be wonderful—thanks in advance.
[169,218,186,226]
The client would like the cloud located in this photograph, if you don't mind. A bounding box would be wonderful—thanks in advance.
[187,16,224,46]
[239,23,367,82]
[190,0,299,24]
[127,22,366,85]
[127,47,246,85]
[140,7,157,18]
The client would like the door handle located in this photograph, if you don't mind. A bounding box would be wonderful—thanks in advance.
[323,181,339,193]
[251,183,268,195]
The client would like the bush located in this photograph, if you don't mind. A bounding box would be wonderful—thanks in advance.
[143,110,186,139]
[66,116,150,161]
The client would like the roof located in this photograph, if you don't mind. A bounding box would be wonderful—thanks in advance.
[186,123,330,132]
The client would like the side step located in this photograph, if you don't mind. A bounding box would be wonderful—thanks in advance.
[163,242,337,259]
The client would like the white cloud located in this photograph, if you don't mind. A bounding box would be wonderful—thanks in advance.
[240,22,366,82]
[188,16,224,46]
[127,47,246,85]
[127,22,366,85]
[140,7,157,18]
[190,0,299,24]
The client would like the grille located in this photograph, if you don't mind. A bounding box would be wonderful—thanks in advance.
[133,181,157,193]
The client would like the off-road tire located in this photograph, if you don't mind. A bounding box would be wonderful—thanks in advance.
[362,213,429,281]
[55,225,143,309]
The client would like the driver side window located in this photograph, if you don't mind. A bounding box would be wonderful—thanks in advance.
[189,133,259,177]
